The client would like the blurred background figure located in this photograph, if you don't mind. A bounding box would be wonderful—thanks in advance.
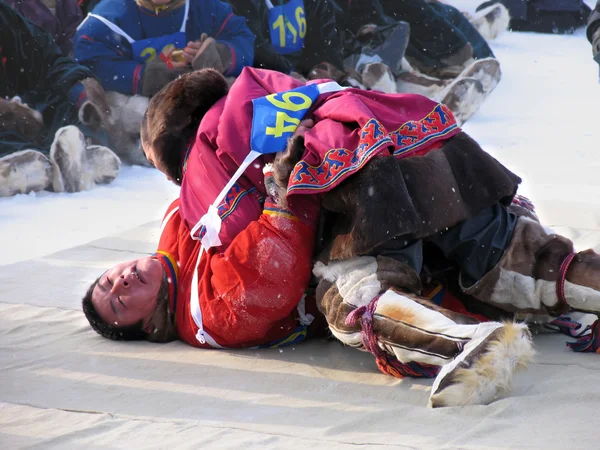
[0,3,120,197]
[72,0,255,164]
[225,0,350,83]
[333,0,508,125]
[5,0,83,55]
[478,0,591,34]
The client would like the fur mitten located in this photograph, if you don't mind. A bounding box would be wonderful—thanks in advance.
[78,78,112,131]
[141,59,191,97]
[191,37,230,73]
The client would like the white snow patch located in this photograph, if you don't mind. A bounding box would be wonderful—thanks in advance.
[2,5,600,267]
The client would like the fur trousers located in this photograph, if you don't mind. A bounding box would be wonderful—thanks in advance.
[313,211,600,408]
[314,256,534,408]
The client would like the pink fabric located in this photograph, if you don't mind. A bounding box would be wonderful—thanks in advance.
[180,67,460,252]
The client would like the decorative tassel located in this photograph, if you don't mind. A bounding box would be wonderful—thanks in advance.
[549,316,583,336]
[345,296,440,379]
[566,320,600,353]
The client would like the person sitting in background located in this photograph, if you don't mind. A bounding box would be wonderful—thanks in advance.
[73,0,255,98]
[333,0,507,125]
[224,0,347,82]
[478,0,591,34]
[0,2,120,197]
[587,1,600,67]
[5,0,83,56]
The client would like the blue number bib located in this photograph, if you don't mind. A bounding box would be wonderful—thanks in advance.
[267,0,306,56]
[81,0,189,64]
[250,83,320,154]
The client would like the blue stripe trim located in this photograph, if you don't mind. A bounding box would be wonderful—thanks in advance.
[153,252,178,323]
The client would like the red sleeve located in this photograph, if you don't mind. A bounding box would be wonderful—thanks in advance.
[198,199,317,347]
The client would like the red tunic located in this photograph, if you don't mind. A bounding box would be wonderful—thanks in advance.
[156,198,316,349]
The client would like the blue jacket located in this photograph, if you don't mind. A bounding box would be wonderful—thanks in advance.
[74,0,254,95]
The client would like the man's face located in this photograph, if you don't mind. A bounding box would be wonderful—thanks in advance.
[91,257,164,329]
[150,0,174,5]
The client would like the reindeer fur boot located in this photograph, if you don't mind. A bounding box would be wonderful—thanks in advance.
[0,150,53,197]
[438,58,501,125]
[49,126,94,193]
[463,216,600,319]
[465,3,511,41]
[86,145,121,185]
[314,256,534,408]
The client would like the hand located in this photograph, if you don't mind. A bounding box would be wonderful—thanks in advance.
[182,34,208,63]
[161,45,190,69]
[190,37,229,73]
[268,118,315,204]
[141,59,191,97]
[292,118,314,139]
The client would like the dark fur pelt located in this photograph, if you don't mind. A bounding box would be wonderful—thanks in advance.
[274,131,521,263]
[0,97,45,141]
[143,69,229,184]
[322,131,520,261]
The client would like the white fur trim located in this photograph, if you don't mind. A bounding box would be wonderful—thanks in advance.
[106,92,149,134]
[565,281,600,313]
[313,257,381,308]
[429,322,534,408]
[0,150,51,197]
[363,63,397,94]
[469,4,510,41]
[328,326,362,348]
[49,126,93,192]
[486,269,557,310]
[262,163,274,175]
[376,290,482,340]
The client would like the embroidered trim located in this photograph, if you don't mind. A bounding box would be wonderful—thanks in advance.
[391,103,458,157]
[264,205,298,221]
[181,142,193,176]
[260,325,308,348]
[288,118,391,193]
[196,184,260,242]
[153,251,179,323]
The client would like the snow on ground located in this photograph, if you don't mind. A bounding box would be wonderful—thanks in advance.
[1,1,599,265]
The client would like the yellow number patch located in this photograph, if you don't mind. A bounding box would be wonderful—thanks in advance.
[266,91,312,112]
[266,111,301,138]
[271,6,306,48]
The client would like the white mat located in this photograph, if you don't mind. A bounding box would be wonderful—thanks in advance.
[1,222,600,449]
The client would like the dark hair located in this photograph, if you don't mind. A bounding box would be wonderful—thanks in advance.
[81,273,171,341]
[140,69,229,185]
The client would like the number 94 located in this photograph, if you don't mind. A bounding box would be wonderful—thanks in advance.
[265,91,312,138]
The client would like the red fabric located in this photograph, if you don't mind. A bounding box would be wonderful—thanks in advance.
[157,198,316,348]
[180,67,460,251]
